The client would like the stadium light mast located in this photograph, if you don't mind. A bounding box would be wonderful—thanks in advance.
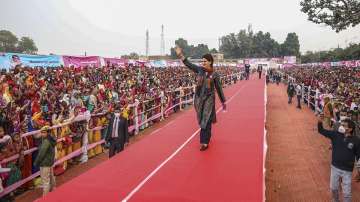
[161,25,165,56]
[218,37,221,53]
[146,29,149,57]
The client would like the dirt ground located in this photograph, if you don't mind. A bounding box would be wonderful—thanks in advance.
[265,83,360,202]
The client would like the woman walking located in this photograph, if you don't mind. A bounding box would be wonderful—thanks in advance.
[175,47,226,151]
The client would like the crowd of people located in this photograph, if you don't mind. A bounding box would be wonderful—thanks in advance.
[281,66,360,202]
[283,66,360,123]
[0,64,241,200]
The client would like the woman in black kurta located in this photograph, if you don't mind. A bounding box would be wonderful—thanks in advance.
[175,47,226,151]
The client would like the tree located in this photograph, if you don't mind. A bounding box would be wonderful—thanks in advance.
[300,43,360,63]
[121,52,139,59]
[252,31,268,57]
[237,29,254,58]
[301,51,317,63]
[281,33,300,56]
[170,48,177,59]
[174,38,188,50]
[252,31,281,58]
[171,38,190,59]
[0,30,38,54]
[17,37,38,54]
[341,43,360,60]
[192,44,210,59]
[129,52,139,59]
[300,0,360,32]
[170,38,211,59]
[219,29,282,59]
[210,48,218,54]
[219,33,240,58]
[0,30,18,52]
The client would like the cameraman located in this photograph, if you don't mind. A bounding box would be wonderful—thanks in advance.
[317,115,360,202]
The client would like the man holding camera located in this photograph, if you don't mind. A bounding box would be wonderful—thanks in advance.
[317,114,360,202]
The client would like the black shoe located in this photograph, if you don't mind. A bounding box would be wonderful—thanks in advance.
[200,144,208,151]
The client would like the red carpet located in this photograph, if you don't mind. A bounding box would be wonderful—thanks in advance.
[37,75,265,202]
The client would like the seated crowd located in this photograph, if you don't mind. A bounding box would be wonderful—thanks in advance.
[0,64,241,199]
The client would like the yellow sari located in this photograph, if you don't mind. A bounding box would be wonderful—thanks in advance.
[87,119,95,158]
[61,125,73,165]
[95,117,107,155]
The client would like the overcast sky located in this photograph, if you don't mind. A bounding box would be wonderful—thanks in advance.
[1,0,359,57]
